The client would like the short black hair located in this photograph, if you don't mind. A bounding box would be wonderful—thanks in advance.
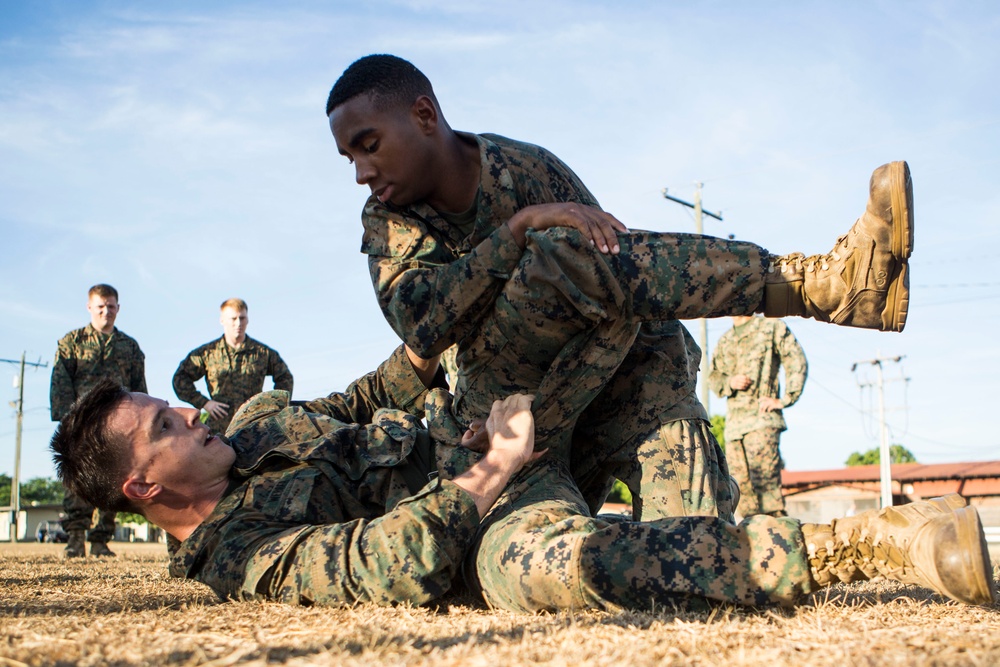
[50,379,139,514]
[326,54,437,116]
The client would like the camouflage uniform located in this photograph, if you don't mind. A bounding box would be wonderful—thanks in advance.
[426,225,812,611]
[361,132,766,521]
[169,345,480,606]
[172,336,294,433]
[51,324,146,542]
[708,316,808,517]
[168,340,817,610]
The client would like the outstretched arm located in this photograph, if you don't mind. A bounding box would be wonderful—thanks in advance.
[452,394,542,517]
[296,345,443,425]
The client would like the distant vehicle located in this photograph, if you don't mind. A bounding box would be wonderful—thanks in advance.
[35,520,68,543]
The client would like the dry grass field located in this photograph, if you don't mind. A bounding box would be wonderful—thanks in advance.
[2,542,999,667]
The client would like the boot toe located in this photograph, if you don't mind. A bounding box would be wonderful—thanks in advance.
[921,507,995,605]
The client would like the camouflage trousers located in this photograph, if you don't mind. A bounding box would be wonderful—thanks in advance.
[466,457,815,613]
[451,227,765,516]
[727,428,786,517]
[62,491,116,542]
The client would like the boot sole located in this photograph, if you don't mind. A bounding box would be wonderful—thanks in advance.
[885,161,913,332]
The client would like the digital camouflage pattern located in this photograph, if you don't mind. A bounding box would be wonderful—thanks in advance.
[428,227,814,611]
[168,345,481,606]
[707,316,808,516]
[468,456,815,612]
[172,335,294,433]
[726,428,785,516]
[50,324,147,422]
[360,132,768,519]
[707,316,808,440]
[167,342,821,612]
[50,323,146,541]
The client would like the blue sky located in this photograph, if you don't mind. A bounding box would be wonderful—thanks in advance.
[2,0,998,482]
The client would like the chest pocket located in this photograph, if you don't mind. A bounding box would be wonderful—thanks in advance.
[251,466,320,524]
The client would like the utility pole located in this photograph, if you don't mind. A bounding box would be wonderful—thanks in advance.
[2,353,48,542]
[662,183,723,412]
[851,354,905,509]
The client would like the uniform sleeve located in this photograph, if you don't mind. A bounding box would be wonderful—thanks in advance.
[129,341,147,394]
[172,350,210,409]
[365,137,601,359]
[247,479,479,606]
[707,333,736,399]
[268,350,294,393]
[365,205,524,358]
[296,345,433,424]
[49,336,77,422]
[776,323,808,408]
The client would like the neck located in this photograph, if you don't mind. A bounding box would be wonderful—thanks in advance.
[225,333,246,347]
[425,130,481,214]
[147,478,230,543]
[93,323,114,335]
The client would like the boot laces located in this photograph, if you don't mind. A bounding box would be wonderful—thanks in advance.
[770,232,852,275]
[839,525,915,581]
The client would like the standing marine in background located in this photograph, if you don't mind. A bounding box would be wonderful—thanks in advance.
[172,298,294,434]
[50,283,146,557]
[708,314,808,518]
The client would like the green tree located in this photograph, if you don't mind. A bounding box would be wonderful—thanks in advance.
[20,477,65,505]
[605,479,633,505]
[845,444,917,467]
[0,475,66,507]
[710,414,726,452]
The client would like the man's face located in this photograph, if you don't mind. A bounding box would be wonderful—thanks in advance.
[109,393,236,496]
[220,307,248,342]
[329,94,435,207]
[87,294,119,333]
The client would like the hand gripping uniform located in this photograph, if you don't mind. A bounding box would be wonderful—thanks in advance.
[359,132,773,521]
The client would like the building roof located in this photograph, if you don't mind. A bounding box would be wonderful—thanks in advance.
[782,460,1000,497]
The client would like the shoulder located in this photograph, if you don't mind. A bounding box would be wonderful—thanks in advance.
[244,337,276,354]
[114,329,143,348]
[188,338,223,357]
[763,318,792,337]
[360,197,428,258]
[480,132,568,171]
[58,326,88,344]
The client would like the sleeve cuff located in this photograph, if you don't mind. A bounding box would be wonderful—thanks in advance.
[382,345,435,415]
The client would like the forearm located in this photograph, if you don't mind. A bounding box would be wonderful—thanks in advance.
[373,224,523,357]
[172,365,209,409]
[452,450,526,517]
[297,345,435,422]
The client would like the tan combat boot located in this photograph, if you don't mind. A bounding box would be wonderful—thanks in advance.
[65,530,86,558]
[763,161,913,332]
[801,503,995,605]
[90,541,116,557]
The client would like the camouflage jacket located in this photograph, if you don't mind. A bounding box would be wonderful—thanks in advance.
[707,317,808,440]
[360,132,704,424]
[168,345,480,607]
[50,324,146,422]
[172,335,294,433]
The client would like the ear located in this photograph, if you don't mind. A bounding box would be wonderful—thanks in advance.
[411,95,439,135]
[122,476,162,502]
